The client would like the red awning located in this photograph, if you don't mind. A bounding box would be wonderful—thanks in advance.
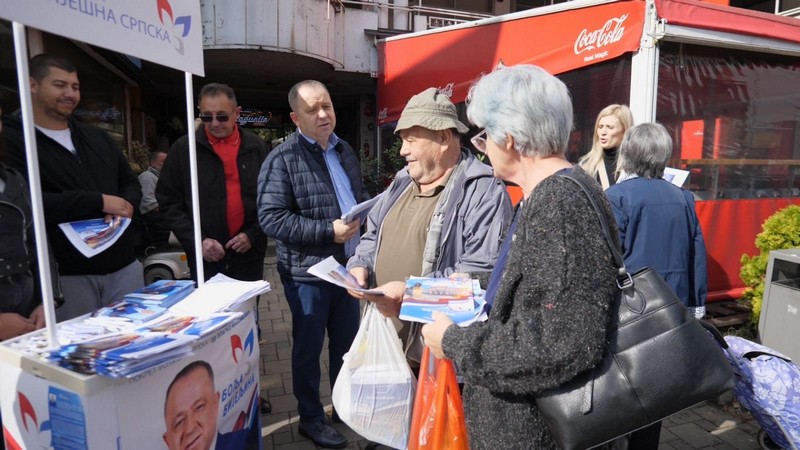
[656,0,800,44]
[377,1,646,124]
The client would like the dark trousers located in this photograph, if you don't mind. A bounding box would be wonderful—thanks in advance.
[141,211,171,248]
[281,277,360,423]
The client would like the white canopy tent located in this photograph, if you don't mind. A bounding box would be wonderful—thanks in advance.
[1,0,207,349]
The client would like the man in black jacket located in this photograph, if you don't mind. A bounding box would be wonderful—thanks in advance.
[3,54,142,321]
[156,83,268,283]
[257,80,367,449]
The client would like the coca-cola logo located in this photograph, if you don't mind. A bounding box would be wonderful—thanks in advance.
[438,82,455,98]
[378,107,388,120]
[574,14,628,55]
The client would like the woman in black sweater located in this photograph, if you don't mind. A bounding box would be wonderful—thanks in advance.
[422,65,620,449]
[579,104,634,190]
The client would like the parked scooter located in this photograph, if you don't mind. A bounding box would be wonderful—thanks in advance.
[138,227,191,284]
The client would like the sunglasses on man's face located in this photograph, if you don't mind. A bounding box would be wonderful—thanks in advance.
[199,112,231,123]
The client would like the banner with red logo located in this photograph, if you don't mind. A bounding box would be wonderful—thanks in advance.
[0,301,261,450]
[377,1,645,124]
[0,0,204,75]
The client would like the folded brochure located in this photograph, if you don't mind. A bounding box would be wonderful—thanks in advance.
[308,256,384,295]
[58,217,131,258]
[399,276,487,326]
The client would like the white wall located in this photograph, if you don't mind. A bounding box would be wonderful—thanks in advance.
[201,0,378,73]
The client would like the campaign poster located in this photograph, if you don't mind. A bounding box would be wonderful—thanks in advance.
[0,301,261,450]
[0,364,120,449]
[114,306,262,450]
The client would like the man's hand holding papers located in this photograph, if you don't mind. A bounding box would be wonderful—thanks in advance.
[308,256,384,295]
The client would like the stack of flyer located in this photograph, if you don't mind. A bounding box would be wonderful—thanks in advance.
[124,279,195,308]
[91,280,195,324]
[49,332,197,377]
[40,274,269,378]
[45,312,244,378]
[399,276,488,326]
[169,274,271,317]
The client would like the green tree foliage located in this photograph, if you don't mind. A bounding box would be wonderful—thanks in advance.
[740,205,800,325]
[361,138,406,196]
[122,140,152,174]
[249,127,293,147]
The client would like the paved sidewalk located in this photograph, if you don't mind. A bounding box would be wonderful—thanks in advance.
[257,249,763,450]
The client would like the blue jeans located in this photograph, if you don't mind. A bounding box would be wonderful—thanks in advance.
[281,277,360,423]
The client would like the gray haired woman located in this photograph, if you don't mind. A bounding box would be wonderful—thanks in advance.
[608,122,707,318]
[421,64,620,448]
[605,122,708,447]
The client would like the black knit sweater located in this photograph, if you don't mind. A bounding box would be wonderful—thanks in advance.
[442,166,620,449]
[603,147,619,187]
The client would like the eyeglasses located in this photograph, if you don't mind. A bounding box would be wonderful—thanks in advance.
[470,129,487,153]
[198,112,232,123]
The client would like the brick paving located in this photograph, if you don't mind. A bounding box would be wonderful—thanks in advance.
[257,247,764,450]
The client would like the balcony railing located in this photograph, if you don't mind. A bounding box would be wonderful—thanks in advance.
[337,0,492,32]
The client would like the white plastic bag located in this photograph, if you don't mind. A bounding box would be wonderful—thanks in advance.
[332,302,416,449]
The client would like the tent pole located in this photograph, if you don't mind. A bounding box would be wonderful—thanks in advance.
[12,21,59,349]
[185,72,205,285]
[630,0,662,124]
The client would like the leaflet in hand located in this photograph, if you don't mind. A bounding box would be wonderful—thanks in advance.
[399,276,488,326]
[663,167,690,187]
[58,217,131,258]
[308,256,384,295]
[341,195,381,224]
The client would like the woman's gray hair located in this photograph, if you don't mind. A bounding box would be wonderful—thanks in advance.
[617,123,673,179]
[466,64,573,158]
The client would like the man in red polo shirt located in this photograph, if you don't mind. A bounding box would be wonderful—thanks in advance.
[157,83,268,284]
[157,83,271,418]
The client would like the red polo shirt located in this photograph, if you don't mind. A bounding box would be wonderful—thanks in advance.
[206,126,244,237]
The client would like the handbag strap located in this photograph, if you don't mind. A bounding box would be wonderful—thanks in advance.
[558,171,632,288]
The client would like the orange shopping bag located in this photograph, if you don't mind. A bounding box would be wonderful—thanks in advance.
[408,347,469,450]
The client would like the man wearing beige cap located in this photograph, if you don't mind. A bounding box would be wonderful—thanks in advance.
[347,87,513,361]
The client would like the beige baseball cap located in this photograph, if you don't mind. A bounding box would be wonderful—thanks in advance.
[394,87,469,134]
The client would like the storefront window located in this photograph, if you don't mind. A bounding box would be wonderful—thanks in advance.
[560,57,632,163]
[658,42,800,199]
[0,28,128,151]
[40,33,128,150]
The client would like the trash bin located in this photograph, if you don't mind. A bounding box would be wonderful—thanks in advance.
[758,248,800,362]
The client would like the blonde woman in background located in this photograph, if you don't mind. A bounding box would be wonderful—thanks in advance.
[579,104,634,189]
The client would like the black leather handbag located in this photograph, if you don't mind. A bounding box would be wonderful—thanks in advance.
[534,173,735,450]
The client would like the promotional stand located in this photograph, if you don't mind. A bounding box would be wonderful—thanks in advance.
[0,299,262,450]
[0,2,264,449]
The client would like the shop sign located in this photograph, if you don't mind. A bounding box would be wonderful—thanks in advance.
[238,109,272,128]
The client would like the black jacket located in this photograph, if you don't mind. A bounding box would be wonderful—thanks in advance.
[3,114,141,276]
[0,163,63,315]
[156,127,268,281]
[257,132,368,282]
